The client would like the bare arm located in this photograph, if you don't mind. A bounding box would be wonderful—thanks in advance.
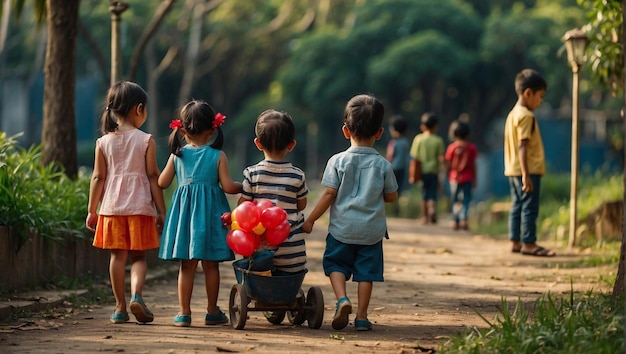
[158,154,176,189]
[86,145,107,232]
[146,138,166,230]
[297,197,307,211]
[218,151,243,194]
[384,191,398,203]
[302,187,337,233]
[518,139,533,192]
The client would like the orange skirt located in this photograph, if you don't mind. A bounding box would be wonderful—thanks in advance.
[93,215,159,251]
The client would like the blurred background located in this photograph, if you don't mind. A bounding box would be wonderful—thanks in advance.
[1,0,622,201]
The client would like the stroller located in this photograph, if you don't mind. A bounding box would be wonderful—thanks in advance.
[228,250,324,330]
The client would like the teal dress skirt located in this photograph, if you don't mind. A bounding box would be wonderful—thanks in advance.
[159,145,234,262]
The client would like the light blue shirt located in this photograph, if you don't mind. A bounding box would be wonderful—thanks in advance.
[321,146,398,245]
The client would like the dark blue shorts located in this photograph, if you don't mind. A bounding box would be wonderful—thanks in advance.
[322,234,384,282]
[421,173,438,201]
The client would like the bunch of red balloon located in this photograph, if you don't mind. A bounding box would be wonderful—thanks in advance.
[221,200,290,257]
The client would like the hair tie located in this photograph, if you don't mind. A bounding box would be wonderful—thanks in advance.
[213,113,226,129]
[105,106,110,111]
[169,119,183,129]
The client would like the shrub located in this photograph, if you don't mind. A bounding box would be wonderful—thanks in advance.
[0,132,91,251]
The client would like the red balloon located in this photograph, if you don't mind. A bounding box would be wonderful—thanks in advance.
[220,212,232,225]
[234,201,261,232]
[265,220,291,246]
[226,229,257,257]
[261,206,287,229]
[252,233,262,250]
[255,199,274,213]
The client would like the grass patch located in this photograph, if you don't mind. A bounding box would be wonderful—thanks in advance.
[440,290,624,353]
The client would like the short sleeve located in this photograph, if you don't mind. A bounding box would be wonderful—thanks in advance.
[516,114,535,141]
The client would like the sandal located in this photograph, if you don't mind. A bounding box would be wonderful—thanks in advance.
[355,318,372,331]
[130,294,154,323]
[332,297,352,330]
[521,246,556,257]
[110,311,129,324]
[173,314,191,327]
[205,307,228,325]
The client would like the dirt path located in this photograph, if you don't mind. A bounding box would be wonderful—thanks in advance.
[0,217,611,353]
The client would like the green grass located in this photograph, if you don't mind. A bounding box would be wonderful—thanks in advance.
[440,290,624,353]
[472,170,623,244]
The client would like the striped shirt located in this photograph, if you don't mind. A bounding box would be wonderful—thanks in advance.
[241,160,308,273]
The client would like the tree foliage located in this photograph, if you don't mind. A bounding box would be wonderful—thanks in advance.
[3,0,620,171]
[578,0,623,96]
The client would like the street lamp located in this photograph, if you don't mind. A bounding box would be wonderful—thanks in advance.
[110,1,129,85]
[562,28,588,249]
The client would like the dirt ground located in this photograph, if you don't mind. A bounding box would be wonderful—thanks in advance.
[0,217,612,354]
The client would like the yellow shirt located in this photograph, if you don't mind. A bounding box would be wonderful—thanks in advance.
[504,104,545,176]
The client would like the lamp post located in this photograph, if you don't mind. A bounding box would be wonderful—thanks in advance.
[109,1,129,86]
[563,28,588,249]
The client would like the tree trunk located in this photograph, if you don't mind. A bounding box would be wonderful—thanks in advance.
[612,0,625,308]
[41,0,79,179]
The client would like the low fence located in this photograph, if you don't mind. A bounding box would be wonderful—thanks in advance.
[0,227,110,291]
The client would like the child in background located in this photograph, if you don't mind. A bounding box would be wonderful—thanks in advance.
[386,115,410,216]
[303,94,398,331]
[445,120,477,231]
[158,100,243,327]
[239,109,308,274]
[504,69,555,257]
[408,112,444,224]
[86,81,166,324]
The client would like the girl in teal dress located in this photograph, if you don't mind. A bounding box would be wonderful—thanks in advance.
[159,100,242,327]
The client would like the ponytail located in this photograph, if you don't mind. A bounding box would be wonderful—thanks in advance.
[168,128,184,157]
[100,105,118,134]
[210,127,224,150]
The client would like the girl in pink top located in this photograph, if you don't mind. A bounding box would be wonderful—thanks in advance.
[445,120,478,231]
[86,81,166,325]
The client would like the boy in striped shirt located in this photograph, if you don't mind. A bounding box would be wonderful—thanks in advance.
[239,109,309,274]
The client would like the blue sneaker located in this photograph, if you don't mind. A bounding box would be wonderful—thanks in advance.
[331,297,352,330]
[130,294,154,323]
[110,312,129,324]
[205,307,228,325]
[355,318,372,331]
[173,314,191,327]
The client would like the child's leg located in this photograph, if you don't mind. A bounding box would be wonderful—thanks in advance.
[128,250,147,297]
[329,271,347,300]
[178,260,198,315]
[201,260,221,314]
[109,249,129,314]
[420,200,429,224]
[127,250,154,323]
[355,281,373,320]
[329,271,351,330]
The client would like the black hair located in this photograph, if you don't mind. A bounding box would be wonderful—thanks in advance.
[255,109,295,152]
[167,100,224,156]
[453,120,470,140]
[343,94,384,140]
[420,112,438,130]
[100,81,147,134]
[390,115,408,134]
[515,69,547,96]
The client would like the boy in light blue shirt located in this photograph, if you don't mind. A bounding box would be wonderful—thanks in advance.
[302,94,398,332]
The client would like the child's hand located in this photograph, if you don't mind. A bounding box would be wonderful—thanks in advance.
[302,220,314,234]
[86,213,98,232]
[156,215,165,234]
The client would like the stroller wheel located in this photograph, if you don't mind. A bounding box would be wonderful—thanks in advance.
[229,284,248,330]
